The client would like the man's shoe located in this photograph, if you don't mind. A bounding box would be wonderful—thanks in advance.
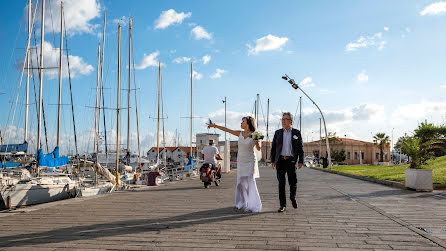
[291,199,298,209]
[278,207,286,213]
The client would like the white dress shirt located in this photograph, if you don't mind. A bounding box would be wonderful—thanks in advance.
[281,128,293,157]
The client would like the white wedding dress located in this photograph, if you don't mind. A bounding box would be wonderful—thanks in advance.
[234,132,262,212]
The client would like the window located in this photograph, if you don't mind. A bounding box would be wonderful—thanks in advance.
[361,152,364,160]
[354,152,358,160]
[385,153,388,160]
[347,152,351,160]
[376,153,379,160]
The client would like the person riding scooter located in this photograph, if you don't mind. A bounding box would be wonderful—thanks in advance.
[202,139,222,178]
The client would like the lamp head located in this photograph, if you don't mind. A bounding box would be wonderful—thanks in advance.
[281,75,288,80]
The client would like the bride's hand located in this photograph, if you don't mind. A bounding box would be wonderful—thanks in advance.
[254,140,260,147]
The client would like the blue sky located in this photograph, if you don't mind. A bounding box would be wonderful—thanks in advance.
[1,0,446,155]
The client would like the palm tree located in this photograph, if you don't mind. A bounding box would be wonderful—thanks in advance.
[373,133,390,162]
[401,136,439,168]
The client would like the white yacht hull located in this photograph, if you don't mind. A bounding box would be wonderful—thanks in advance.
[1,182,76,208]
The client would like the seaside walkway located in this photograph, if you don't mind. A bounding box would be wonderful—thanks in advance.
[0,167,445,250]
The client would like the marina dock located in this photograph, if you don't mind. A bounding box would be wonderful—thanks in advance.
[1,167,445,250]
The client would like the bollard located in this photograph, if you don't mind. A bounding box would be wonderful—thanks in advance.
[7,196,11,209]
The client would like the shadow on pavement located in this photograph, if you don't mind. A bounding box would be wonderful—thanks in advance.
[0,207,272,247]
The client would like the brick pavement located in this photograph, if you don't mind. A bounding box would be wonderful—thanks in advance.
[0,166,445,250]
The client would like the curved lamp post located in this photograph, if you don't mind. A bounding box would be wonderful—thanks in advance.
[282,74,332,168]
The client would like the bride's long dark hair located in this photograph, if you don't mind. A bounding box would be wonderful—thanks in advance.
[243,116,257,132]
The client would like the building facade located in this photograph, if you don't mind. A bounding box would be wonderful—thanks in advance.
[304,138,390,165]
[196,133,220,154]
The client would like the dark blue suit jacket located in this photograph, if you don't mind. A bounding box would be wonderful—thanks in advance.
[270,128,304,165]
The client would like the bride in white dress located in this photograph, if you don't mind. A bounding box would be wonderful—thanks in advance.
[208,116,262,212]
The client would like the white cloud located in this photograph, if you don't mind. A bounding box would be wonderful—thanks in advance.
[320,89,329,93]
[191,26,212,40]
[300,77,315,88]
[247,34,289,55]
[34,0,101,35]
[202,55,211,64]
[391,100,446,124]
[210,69,227,79]
[154,9,191,29]
[18,41,93,79]
[345,32,386,51]
[113,16,128,26]
[351,104,384,121]
[384,26,389,31]
[135,51,161,70]
[173,57,191,64]
[441,85,446,88]
[192,70,202,80]
[420,2,446,16]
[357,70,369,83]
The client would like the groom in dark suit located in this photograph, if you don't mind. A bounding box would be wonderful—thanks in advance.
[270,112,304,213]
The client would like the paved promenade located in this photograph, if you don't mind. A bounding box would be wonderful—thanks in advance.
[0,166,445,250]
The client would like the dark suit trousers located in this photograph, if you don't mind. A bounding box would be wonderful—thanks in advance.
[276,158,297,207]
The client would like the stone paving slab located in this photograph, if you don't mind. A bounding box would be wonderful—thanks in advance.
[0,166,445,250]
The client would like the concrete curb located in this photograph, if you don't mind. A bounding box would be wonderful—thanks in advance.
[310,167,406,189]
[311,167,446,190]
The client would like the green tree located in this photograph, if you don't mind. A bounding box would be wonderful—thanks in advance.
[373,133,390,162]
[414,122,446,156]
[394,133,410,152]
[322,132,342,145]
[401,137,438,169]
[332,149,346,163]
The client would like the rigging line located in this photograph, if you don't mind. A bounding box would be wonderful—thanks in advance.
[258,97,267,129]
[98,10,107,155]
[48,0,56,46]
[161,64,166,150]
[131,23,141,164]
[293,100,299,126]
[63,13,78,156]
[0,2,25,91]
[42,95,49,152]
[2,0,39,149]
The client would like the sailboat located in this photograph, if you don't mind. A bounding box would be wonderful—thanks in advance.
[1,0,77,209]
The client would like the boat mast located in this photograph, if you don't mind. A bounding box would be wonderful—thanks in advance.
[132,28,141,167]
[94,43,100,154]
[130,19,141,168]
[98,10,106,154]
[256,94,259,128]
[37,0,45,171]
[161,67,166,166]
[116,23,121,189]
[127,18,132,154]
[156,61,160,168]
[299,96,302,131]
[190,63,193,159]
[24,0,31,143]
[56,1,63,147]
[266,98,269,160]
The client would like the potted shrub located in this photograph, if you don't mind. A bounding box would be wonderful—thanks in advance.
[401,137,435,191]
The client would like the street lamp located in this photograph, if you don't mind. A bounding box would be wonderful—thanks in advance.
[282,74,332,168]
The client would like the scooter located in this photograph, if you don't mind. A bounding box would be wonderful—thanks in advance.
[200,163,221,188]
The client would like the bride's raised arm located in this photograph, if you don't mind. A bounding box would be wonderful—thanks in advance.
[209,123,241,137]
